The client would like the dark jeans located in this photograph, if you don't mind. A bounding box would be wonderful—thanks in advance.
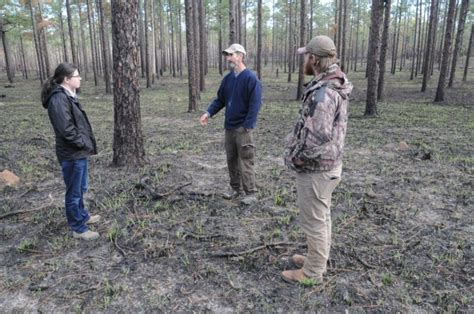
[60,158,90,233]
[225,127,257,194]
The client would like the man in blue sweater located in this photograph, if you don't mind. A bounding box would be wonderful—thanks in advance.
[199,43,262,205]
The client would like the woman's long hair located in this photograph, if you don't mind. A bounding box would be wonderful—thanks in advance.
[41,63,77,108]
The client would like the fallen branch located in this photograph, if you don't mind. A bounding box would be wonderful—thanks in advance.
[352,248,377,269]
[0,194,54,219]
[212,241,301,258]
[138,177,191,200]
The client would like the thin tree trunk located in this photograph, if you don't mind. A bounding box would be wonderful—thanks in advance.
[410,0,419,80]
[287,0,293,82]
[98,0,111,93]
[184,0,198,112]
[66,0,78,66]
[218,0,223,75]
[257,0,263,80]
[177,2,183,77]
[192,0,201,97]
[167,0,176,78]
[144,0,151,87]
[341,0,349,71]
[296,0,306,99]
[378,0,391,101]
[354,0,360,72]
[365,0,384,116]
[434,0,457,101]
[111,0,145,167]
[28,0,44,83]
[86,0,98,86]
[229,0,236,44]
[421,0,439,92]
[19,35,28,79]
[462,24,473,82]
[59,12,69,63]
[78,3,88,80]
[448,0,469,87]
[198,0,206,90]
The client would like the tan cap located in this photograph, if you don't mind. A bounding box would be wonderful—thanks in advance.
[297,35,337,57]
[223,43,247,56]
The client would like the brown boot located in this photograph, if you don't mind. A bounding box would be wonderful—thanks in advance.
[292,254,306,268]
[281,269,308,283]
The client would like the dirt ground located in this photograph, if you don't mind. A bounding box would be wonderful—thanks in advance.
[0,69,473,312]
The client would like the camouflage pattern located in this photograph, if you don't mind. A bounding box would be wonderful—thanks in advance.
[284,64,353,172]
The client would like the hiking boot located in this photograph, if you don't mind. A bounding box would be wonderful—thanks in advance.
[240,194,257,205]
[292,254,306,268]
[221,189,242,200]
[281,269,322,284]
[73,230,99,241]
[87,215,101,225]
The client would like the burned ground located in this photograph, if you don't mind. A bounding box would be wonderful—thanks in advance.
[0,70,472,312]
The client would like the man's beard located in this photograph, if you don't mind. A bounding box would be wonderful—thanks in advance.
[304,61,315,76]
[228,62,236,70]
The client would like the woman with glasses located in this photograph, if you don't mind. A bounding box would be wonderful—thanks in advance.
[41,63,100,241]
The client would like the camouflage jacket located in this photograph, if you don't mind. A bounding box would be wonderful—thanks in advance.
[284,64,353,172]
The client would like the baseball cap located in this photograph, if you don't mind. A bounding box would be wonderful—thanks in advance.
[297,35,337,57]
[222,43,247,55]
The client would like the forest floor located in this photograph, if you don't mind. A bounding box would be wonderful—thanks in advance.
[0,68,473,312]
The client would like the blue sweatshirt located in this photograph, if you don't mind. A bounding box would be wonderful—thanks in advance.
[207,69,262,130]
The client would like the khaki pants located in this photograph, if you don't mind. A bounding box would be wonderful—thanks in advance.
[296,164,342,279]
[225,127,257,194]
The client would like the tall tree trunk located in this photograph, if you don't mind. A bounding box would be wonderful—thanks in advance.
[341,0,349,71]
[434,0,456,101]
[78,3,89,80]
[28,0,44,83]
[154,0,161,78]
[354,0,360,72]
[193,0,201,96]
[66,0,78,66]
[111,0,145,167]
[410,0,419,80]
[98,0,111,93]
[0,17,14,83]
[377,0,391,101]
[287,0,293,82]
[448,0,469,87]
[391,0,402,74]
[59,12,69,63]
[296,0,306,99]
[177,2,183,77]
[19,35,28,79]
[86,0,98,86]
[218,0,223,75]
[37,3,51,77]
[256,0,263,80]
[462,24,473,82]
[139,0,146,78]
[184,0,198,112]
[168,0,176,78]
[421,0,439,92]
[365,0,384,116]
[229,0,236,44]
[198,0,206,90]
[145,0,151,87]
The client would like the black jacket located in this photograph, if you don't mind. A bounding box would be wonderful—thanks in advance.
[43,86,97,161]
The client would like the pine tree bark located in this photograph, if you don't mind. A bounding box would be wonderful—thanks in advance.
[421,0,439,92]
[287,0,293,82]
[257,0,263,80]
[0,16,14,83]
[98,0,111,93]
[447,0,469,87]
[144,0,152,87]
[78,3,89,80]
[377,0,391,101]
[28,0,44,83]
[59,12,69,63]
[296,0,306,99]
[229,0,236,44]
[111,0,146,167]
[198,0,206,90]
[434,0,456,101]
[410,0,419,80]
[86,0,98,86]
[218,0,223,75]
[341,0,349,71]
[365,0,384,116]
[192,0,201,96]
[66,0,78,66]
[184,0,198,112]
[37,3,51,77]
[463,24,473,82]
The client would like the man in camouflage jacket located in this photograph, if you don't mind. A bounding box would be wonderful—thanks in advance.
[282,35,353,284]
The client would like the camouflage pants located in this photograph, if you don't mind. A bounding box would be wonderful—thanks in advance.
[224,127,257,194]
[296,164,342,279]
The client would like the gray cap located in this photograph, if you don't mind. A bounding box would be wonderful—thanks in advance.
[223,43,247,55]
[297,35,337,57]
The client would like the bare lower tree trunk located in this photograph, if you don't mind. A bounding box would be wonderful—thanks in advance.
[256,0,263,80]
[78,3,88,80]
[463,24,473,82]
[98,0,111,93]
[144,0,152,87]
[184,0,198,112]
[296,0,306,99]
[198,0,206,90]
[192,0,201,97]
[86,0,98,86]
[229,0,236,44]
[66,0,78,66]
[421,0,439,92]
[59,12,69,63]
[410,0,419,80]
[28,0,44,83]
[365,0,384,116]
[341,0,349,71]
[377,0,391,101]
[19,35,28,79]
[111,0,145,167]
[448,0,469,87]
[434,0,456,102]
[218,0,223,75]
[287,0,293,83]
[0,17,14,83]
